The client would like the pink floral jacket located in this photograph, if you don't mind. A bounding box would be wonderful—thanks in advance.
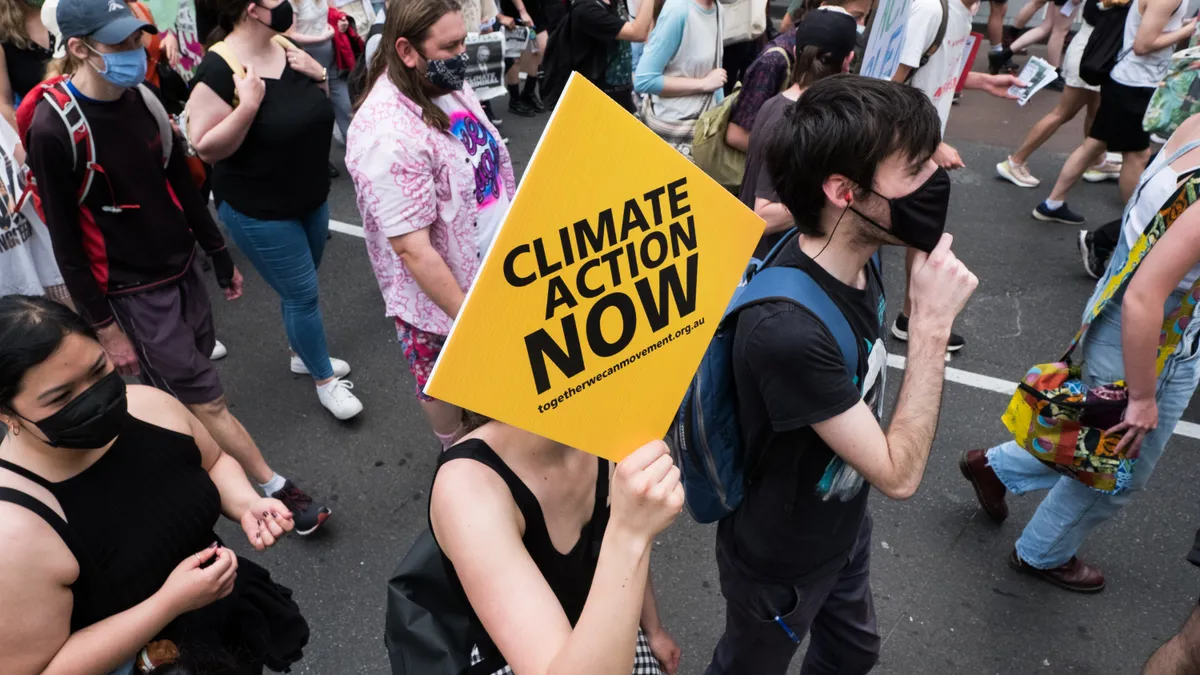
[346,76,515,335]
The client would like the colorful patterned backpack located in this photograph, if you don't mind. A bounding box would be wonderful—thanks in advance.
[1143,46,1200,139]
[1002,140,1200,494]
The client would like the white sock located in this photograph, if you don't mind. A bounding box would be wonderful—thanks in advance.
[1043,199,1064,210]
[260,472,287,496]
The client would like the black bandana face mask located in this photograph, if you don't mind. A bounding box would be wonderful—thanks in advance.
[850,166,951,254]
[254,0,294,33]
[18,370,127,450]
[421,51,468,91]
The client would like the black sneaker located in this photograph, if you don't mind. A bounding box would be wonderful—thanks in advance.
[988,46,1013,75]
[1033,201,1085,225]
[1046,74,1065,92]
[508,97,537,117]
[891,313,966,352]
[327,162,340,179]
[271,481,332,536]
[1077,230,1106,279]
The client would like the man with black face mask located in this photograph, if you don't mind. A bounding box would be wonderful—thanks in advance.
[705,75,978,675]
[346,0,514,448]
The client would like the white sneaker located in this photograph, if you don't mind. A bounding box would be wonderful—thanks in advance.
[996,157,1040,188]
[316,378,363,420]
[1083,160,1122,183]
[290,355,351,378]
[210,340,228,361]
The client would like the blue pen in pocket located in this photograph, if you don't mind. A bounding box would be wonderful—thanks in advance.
[773,615,801,644]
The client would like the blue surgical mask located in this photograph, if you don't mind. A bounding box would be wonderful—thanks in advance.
[87,44,148,89]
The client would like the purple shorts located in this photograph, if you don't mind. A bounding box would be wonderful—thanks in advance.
[108,261,223,405]
[395,319,447,402]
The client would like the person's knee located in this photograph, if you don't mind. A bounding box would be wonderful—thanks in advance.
[187,395,229,420]
[1176,606,1200,665]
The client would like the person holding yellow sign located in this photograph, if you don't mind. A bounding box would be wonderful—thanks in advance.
[346,0,514,448]
[432,420,682,674]
[706,76,978,675]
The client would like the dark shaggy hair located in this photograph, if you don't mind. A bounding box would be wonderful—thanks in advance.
[0,295,98,413]
[765,75,940,237]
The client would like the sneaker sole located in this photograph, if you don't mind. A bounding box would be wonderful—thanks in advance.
[1032,207,1084,225]
[958,453,1007,524]
[324,401,363,421]
[1082,172,1118,183]
[296,509,331,536]
[1077,230,1100,280]
[1007,552,1106,594]
[996,162,1038,188]
[892,324,964,352]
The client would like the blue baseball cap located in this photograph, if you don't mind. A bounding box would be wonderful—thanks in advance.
[54,0,157,46]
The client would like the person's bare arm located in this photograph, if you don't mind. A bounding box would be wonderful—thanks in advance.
[811,234,977,499]
[0,48,15,133]
[188,78,262,164]
[725,122,750,152]
[1112,185,1200,453]
[892,64,913,83]
[1134,0,1197,55]
[753,197,793,232]
[389,228,467,319]
[617,0,654,41]
[657,71,725,96]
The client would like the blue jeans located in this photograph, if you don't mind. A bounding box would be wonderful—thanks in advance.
[218,201,335,381]
[987,292,1200,569]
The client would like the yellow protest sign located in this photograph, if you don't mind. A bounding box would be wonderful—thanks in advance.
[425,74,765,461]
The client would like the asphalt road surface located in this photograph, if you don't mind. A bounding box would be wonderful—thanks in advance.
[204,52,1200,675]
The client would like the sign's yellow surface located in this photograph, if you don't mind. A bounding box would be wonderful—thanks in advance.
[426,74,765,461]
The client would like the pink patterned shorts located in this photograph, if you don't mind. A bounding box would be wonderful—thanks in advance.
[395,319,447,402]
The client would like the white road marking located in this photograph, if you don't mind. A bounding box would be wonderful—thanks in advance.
[323,223,1200,441]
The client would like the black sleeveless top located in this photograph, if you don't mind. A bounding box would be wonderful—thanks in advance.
[434,439,610,663]
[0,413,308,670]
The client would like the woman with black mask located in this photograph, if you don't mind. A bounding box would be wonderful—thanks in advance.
[187,0,364,421]
[0,295,308,674]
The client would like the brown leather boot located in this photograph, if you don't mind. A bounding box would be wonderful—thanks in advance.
[1009,551,1106,593]
[959,449,1009,523]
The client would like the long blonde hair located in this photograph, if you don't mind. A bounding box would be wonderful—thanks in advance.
[357,0,461,133]
[45,41,86,78]
[0,0,33,50]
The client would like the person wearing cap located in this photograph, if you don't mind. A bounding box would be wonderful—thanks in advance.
[722,1,868,154]
[26,0,335,536]
[737,8,857,258]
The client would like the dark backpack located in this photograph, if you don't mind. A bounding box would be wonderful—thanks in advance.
[349,22,385,103]
[904,0,950,83]
[539,0,606,108]
[384,529,482,675]
[671,229,865,523]
[1079,0,1133,86]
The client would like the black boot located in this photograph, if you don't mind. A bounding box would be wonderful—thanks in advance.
[987,45,1013,75]
[507,83,535,117]
[521,76,545,113]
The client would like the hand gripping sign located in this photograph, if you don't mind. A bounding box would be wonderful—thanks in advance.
[425,75,764,461]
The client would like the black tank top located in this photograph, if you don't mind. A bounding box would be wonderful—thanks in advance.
[0,413,221,631]
[435,439,610,649]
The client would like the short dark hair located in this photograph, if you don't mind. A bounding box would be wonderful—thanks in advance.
[765,75,941,237]
[0,295,97,412]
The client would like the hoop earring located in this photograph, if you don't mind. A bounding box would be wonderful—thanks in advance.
[7,424,17,437]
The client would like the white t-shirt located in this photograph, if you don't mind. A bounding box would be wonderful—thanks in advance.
[902,0,975,133]
[290,0,330,38]
[0,118,62,297]
[433,95,510,256]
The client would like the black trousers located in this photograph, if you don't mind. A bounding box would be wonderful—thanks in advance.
[706,516,881,675]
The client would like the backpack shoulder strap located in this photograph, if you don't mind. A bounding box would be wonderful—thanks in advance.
[765,45,794,92]
[208,41,245,79]
[923,0,949,67]
[36,81,96,205]
[135,83,173,166]
[272,34,297,51]
[730,265,859,381]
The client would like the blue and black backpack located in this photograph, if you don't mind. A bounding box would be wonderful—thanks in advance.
[672,228,864,523]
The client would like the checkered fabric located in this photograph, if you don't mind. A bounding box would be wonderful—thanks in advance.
[470,629,664,674]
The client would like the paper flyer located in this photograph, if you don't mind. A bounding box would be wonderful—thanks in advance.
[1008,56,1059,106]
[464,32,507,101]
[424,75,765,461]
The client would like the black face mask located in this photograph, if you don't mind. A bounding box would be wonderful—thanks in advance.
[19,370,127,450]
[850,167,950,253]
[254,0,294,33]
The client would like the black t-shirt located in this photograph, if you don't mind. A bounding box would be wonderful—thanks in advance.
[739,92,793,257]
[570,0,634,111]
[4,40,54,100]
[191,53,334,220]
[718,240,887,584]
